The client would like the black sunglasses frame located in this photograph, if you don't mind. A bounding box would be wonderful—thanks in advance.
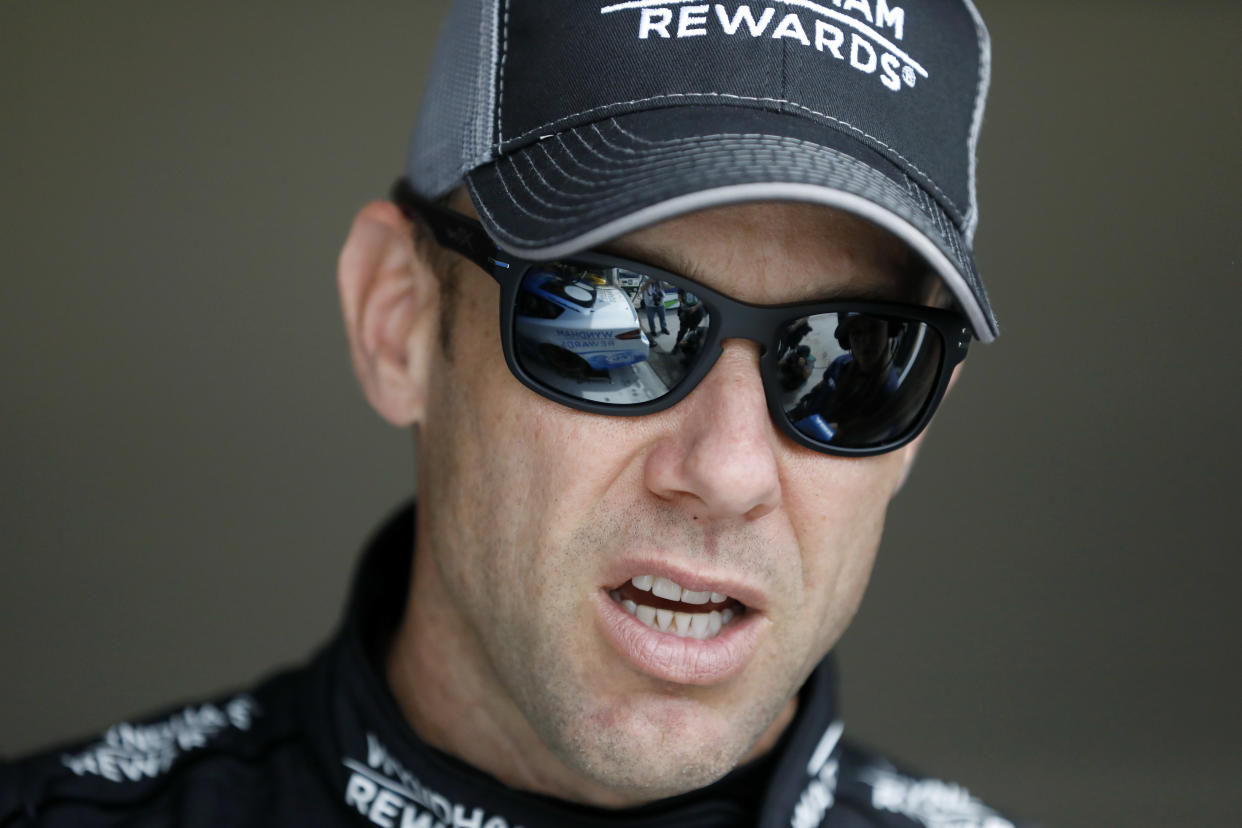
[391,179,970,457]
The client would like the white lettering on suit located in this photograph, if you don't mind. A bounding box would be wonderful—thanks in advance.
[343,733,525,828]
[862,766,1017,828]
[60,695,259,783]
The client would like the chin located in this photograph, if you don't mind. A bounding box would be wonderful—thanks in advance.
[544,690,773,803]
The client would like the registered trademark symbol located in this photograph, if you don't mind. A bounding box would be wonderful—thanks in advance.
[902,66,917,87]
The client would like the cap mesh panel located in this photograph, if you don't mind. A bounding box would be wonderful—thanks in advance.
[407,0,499,197]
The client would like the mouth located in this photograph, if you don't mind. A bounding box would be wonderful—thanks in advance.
[608,574,747,641]
[594,567,765,685]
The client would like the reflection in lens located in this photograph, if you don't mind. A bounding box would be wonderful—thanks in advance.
[777,312,942,448]
[513,265,711,405]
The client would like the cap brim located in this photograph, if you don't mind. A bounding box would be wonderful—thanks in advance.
[464,105,997,341]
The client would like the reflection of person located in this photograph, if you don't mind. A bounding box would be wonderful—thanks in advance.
[675,288,705,345]
[675,323,707,364]
[784,317,813,350]
[5,2,1026,826]
[642,279,669,335]
[827,316,899,399]
[779,344,816,391]
[790,317,900,431]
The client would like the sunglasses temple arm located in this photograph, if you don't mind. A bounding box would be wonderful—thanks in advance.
[427,216,503,279]
[422,207,509,285]
[390,178,504,281]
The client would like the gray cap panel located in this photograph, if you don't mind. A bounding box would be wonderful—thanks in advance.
[407,0,500,198]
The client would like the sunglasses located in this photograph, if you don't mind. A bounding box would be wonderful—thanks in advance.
[391,179,970,457]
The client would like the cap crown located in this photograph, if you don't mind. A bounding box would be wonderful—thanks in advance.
[410,0,990,239]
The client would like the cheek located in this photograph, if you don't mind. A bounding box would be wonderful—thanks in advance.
[784,451,906,637]
[419,290,630,591]
[788,451,903,554]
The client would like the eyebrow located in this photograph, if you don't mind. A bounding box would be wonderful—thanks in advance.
[598,239,706,285]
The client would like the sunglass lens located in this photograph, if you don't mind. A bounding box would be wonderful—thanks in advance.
[776,312,944,450]
[512,265,711,405]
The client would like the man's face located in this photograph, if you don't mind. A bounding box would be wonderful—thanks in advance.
[412,200,931,803]
[849,320,893,370]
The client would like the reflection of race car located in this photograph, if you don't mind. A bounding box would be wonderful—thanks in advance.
[515,270,650,373]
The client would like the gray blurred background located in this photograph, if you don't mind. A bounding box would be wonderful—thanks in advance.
[3,3,1239,826]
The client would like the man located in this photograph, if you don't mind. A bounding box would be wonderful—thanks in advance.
[787,316,902,445]
[2,1,1027,826]
[675,287,706,347]
[642,277,671,335]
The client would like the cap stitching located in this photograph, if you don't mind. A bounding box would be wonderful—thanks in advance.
[508,150,576,211]
[600,124,970,251]
[496,0,511,144]
[498,92,961,220]
[506,135,949,225]
[962,0,991,243]
[540,132,620,178]
[473,1,501,172]
[605,112,962,221]
[485,155,981,302]
[577,122,964,241]
[537,130,882,203]
[545,127,816,183]
[537,141,597,187]
[490,140,963,264]
[551,123,864,183]
[523,137,867,211]
[564,129,630,174]
[580,123,826,180]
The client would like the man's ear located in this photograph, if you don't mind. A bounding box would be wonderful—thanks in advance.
[337,200,441,427]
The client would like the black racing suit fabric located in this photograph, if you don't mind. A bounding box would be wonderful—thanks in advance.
[1,505,1030,828]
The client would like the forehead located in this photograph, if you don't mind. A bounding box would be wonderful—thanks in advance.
[603,201,941,307]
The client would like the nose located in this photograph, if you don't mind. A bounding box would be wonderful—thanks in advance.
[643,340,782,521]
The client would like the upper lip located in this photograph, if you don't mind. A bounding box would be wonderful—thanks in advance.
[603,558,769,612]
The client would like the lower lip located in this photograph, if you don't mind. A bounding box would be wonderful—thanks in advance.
[593,590,765,685]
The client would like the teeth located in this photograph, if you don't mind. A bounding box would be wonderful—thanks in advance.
[615,575,741,640]
[629,574,732,605]
[673,612,691,634]
[689,613,710,638]
[616,598,736,640]
[651,577,682,601]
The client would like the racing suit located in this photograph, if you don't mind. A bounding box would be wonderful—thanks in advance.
[1,506,1030,827]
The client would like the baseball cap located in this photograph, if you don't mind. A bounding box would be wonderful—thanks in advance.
[407,0,997,341]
